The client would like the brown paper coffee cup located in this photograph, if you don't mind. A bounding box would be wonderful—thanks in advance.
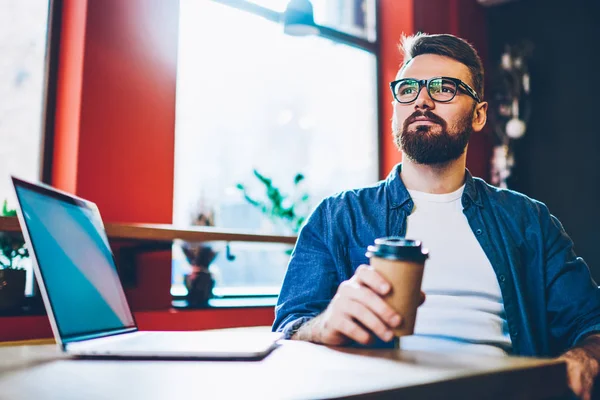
[366,237,428,337]
[370,257,425,336]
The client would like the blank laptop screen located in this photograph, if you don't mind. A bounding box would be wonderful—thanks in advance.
[15,183,135,341]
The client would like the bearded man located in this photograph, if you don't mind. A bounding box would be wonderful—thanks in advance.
[273,33,600,400]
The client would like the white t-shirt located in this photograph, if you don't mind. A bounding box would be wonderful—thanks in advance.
[399,185,512,356]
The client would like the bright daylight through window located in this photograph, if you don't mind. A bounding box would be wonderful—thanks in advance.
[173,0,378,298]
[0,1,50,295]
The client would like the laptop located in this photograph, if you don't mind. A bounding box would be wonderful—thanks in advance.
[11,176,282,360]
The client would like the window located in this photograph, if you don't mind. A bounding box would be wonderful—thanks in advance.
[0,1,49,203]
[172,0,378,297]
[0,0,51,295]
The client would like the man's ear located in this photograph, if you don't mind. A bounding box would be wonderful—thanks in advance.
[472,101,488,133]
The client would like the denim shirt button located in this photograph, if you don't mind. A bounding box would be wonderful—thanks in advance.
[499,274,506,282]
[512,330,519,338]
[475,228,483,235]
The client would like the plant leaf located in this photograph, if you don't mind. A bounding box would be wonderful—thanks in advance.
[2,200,17,217]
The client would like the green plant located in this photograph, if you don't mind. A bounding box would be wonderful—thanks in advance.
[0,200,28,269]
[236,170,310,234]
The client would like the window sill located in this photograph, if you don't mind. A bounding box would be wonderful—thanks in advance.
[0,295,278,318]
[172,296,278,309]
[0,297,46,317]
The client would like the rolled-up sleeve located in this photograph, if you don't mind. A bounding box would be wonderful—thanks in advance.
[543,206,600,354]
[272,200,339,339]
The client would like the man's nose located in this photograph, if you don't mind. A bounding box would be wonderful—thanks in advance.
[414,86,435,110]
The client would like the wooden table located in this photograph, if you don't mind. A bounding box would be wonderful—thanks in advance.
[0,334,569,399]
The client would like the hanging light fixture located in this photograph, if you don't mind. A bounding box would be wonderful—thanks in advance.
[282,0,319,36]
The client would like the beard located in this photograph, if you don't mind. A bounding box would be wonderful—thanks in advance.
[393,109,473,166]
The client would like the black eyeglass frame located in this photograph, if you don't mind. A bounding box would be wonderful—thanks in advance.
[389,76,481,104]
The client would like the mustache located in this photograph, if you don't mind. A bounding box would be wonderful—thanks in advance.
[404,110,447,127]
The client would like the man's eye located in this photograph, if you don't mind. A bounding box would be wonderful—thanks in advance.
[442,85,456,93]
[400,87,415,95]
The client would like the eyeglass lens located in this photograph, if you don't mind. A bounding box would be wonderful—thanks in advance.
[394,78,458,103]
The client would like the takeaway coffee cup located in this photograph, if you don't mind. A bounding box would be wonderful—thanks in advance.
[366,237,429,337]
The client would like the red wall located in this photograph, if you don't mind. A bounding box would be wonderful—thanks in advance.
[52,0,179,311]
[1,308,275,342]
[52,0,87,193]
[75,0,178,225]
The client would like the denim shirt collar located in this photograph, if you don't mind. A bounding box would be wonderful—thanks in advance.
[384,163,483,210]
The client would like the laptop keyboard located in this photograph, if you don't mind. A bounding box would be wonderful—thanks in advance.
[89,332,195,353]
[72,330,282,357]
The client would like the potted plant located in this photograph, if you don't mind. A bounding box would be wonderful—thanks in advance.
[236,169,310,235]
[181,241,216,308]
[181,210,216,308]
[0,200,29,311]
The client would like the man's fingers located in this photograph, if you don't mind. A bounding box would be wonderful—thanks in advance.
[344,284,401,329]
[334,317,373,345]
[345,300,394,342]
[354,265,392,296]
[562,357,587,399]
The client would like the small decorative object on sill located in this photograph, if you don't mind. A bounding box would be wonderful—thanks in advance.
[0,200,29,311]
[236,169,310,236]
[182,209,216,308]
[489,40,533,188]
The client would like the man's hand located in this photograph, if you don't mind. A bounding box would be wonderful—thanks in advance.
[560,347,600,400]
[293,264,426,346]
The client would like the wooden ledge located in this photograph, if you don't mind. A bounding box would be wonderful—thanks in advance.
[0,217,297,245]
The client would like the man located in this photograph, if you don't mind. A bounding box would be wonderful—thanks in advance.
[272,33,600,399]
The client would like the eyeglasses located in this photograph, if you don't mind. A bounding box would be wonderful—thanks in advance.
[390,77,481,104]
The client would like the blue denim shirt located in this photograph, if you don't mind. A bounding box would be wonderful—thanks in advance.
[273,164,600,357]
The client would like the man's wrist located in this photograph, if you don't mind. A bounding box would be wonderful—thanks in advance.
[575,333,600,361]
[563,347,599,365]
[291,315,322,342]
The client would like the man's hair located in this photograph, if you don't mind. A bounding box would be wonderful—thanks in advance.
[399,33,484,100]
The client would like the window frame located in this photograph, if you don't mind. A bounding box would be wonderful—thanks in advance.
[40,0,62,184]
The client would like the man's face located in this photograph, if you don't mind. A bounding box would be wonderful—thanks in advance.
[392,54,484,166]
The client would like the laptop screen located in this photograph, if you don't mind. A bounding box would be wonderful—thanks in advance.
[14,181,135,342]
